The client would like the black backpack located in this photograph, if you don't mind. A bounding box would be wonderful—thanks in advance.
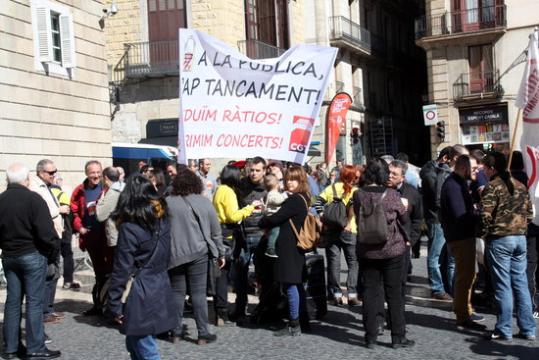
[321,184,348,230]
[357,189,389,245]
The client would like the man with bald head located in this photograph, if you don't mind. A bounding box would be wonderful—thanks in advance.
[0,163,61,359]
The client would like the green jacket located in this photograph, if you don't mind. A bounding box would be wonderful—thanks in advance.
[480,176,532,239]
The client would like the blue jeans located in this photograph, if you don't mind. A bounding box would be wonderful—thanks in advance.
[427,222,454,294]
[266,227,279,253]
[234,233,262,312]
[2,251,47,353]
[284,283,307,321]
[487,235,536,338]
[125,335,160,360]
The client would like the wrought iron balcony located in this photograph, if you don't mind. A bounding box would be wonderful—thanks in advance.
[335,81,344,93]
[237,39,285,59]
[329,16,371,55]
[453,71,503,100]
[353,86,363,107]
[415,4,506,40]
[110,40,180,83]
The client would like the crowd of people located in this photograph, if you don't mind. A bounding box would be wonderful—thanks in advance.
[0,146,537,359]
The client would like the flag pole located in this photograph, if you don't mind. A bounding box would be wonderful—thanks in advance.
[508,108,522,170]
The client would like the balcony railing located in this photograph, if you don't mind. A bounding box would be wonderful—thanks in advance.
[237,39,285,59]
[415,5,506,39]
[109,40,181,81]
[453,71,502,99]
[335,81,345,93]
[353,86,363,106]
[329,16,371,54]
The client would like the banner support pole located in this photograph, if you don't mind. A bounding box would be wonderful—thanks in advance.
[508,108,522,171]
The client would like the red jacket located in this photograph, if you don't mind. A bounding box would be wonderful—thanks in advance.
[70,179,105,250]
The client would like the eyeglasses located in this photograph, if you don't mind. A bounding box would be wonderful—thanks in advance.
[45,170,57,176]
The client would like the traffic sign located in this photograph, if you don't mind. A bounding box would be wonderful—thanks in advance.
[423,104,438,126]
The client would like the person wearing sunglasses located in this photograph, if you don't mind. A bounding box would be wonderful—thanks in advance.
[30,159,70,326]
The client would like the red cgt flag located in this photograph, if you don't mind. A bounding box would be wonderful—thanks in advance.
[325,92,352,164]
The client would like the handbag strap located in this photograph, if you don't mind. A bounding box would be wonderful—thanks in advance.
[331,183,340,200]
[132,221,161,278]
[182,196,206,240]
[289,194,309,240]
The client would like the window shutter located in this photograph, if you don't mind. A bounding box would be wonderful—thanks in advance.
[36,6,52,62]
[59,14,75,68]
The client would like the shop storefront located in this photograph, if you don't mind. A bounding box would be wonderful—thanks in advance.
[459,104,510,153]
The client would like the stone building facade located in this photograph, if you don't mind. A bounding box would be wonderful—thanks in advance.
[0,0,111,190]
[416,0,539,158]
[305,0,429,166]
[106,0,305,173]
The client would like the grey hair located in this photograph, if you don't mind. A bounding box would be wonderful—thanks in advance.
[381,155,395,164]
[84,160,102,172]
[389,160,408,176]
[36,159,53,173]
[453,144,469,156]
[7,163,30,185]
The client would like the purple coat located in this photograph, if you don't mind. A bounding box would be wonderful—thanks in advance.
[353,186,407,259]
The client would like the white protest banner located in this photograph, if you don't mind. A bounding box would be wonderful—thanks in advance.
[516,28,539,224]
[178,29,337,164]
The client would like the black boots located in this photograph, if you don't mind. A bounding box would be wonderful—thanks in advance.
[274,319,301,337]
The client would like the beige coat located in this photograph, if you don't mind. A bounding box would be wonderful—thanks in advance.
[96,181,124,247]
[29,174,63,237]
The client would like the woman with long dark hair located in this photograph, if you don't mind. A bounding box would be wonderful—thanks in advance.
[166,165,226,344]
[313,164,360,306]
[353,158,413,349]
[108,175,176,360]
[258,165,310,336]
[212,165,255,325]
[481,151,536,340]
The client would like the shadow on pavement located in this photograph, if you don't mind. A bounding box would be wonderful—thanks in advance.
[466,336,537,360]
[307,307,364,345]
[53,299,119,330]
[405,310,486,337]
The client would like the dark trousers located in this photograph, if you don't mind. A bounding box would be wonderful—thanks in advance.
[402,247,411,300]
[43,276,58,316]
[169,256,210,337]
[2,251,47,353]
[213,262,230,311]
[234,233,262,312]
[527,233,538,311]
[361,254,406,343]
[325,230,359,298]
[84,233,113,309]
[60,240,74,284]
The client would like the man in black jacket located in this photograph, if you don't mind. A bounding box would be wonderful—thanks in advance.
[233,156,267,319]
[420,146,457,300]
[388,161,423,276]
[440,155,484,330]
[0,163,61,359]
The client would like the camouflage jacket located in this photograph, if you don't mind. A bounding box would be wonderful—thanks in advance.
[480,176,532,239]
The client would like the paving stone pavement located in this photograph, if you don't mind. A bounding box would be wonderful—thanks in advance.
[1,243,538,360]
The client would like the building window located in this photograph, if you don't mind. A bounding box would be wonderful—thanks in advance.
[31,0,76,75]
[147,0,186,41]
[50,12,62,63]
[244,0,289,49]
[468,44,494,93]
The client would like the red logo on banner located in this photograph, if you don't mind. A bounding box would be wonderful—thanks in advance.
[325,92,353,164]
[289,116,315,154]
